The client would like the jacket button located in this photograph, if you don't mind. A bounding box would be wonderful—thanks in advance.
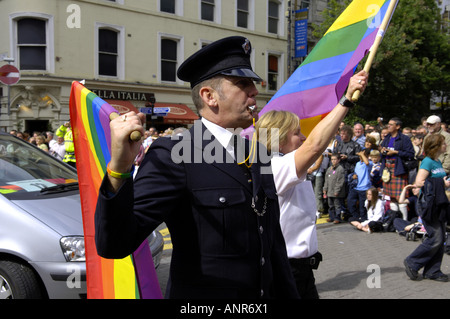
[219,197,226,203]
[261,257,265,266]
[259,226,264,234]
[260,289,264,297]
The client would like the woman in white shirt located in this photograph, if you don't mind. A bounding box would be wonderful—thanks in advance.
[350,187,385,233]
[256,111,319,298]
[251,68,368,299]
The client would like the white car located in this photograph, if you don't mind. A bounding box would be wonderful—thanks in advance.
[0,133,163,299]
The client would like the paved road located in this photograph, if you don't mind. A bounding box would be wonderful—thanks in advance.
[155,221,449,299]
[314,222,449,299]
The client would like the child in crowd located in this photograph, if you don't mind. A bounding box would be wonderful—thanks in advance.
[393,184,422,233]
[369,150,382,189]
[408,134,424,184]
[323,154,346,224]
[350,187,385,233]
[412,134,424,160]
[347,147,373,222]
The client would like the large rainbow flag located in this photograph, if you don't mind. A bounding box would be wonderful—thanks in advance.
[69,81,162,299]
[257,0,398,136]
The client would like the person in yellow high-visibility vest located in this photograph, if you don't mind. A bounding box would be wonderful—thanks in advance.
[56,122,76,168]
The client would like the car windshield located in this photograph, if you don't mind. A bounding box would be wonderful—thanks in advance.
[0,134,78,197]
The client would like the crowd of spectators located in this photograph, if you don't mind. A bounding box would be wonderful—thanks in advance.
[141,126,186,150]
[309,115,450,233]
[8,125,188,168]
[8,114,449,282]
[8,129,64,158]
[8,116,449,234]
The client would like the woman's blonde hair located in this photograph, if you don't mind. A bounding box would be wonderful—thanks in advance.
[255,110,300,153]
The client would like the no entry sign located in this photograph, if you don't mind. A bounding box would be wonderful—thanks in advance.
[0,64,20,85]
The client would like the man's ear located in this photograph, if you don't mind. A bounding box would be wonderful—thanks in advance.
[199,87,218,108]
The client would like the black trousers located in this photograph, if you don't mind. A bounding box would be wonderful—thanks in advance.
[289,259,320,299]
[406,215,446,278]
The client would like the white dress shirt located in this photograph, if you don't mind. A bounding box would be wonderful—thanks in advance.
[271,151,318,259]
[202,117,236,160]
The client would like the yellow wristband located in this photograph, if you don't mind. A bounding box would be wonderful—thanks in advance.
[106,163,134,179]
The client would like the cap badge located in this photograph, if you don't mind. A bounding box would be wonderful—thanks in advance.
[242,39,251,55]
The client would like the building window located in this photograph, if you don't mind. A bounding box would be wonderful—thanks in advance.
[104,0,124,4]
[200,0,221,23]
[268,1,280,34]
[96,23,124,79]
[237,0,249,28]
[161,0,175,13]
[98,28,118,77]
[17,18,47,70]
[201,0,215,21]
[10,13,54,73]
[201,40,212,48]
[300,0,310,9]
[160,0,183,15]
[161,38,178,82]
[268,54,279,91]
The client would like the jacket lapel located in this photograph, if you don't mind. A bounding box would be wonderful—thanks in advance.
[191,122,252,192]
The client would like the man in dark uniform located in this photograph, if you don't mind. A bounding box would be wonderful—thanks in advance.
[95,36,299,299]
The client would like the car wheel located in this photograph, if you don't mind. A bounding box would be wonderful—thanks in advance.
[0,260,43,299]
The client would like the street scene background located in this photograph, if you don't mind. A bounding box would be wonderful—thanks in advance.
[156,221,449,299]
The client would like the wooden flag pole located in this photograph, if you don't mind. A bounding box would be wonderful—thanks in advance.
[352,0,399,101]
[109,112,142,141]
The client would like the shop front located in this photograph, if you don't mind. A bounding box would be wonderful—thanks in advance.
[145,102,199,132]
[92,89,199,132]
[1,83,198,137]
[1,84,63,134]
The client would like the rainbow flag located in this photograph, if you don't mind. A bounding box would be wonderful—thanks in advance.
[69,81,162,299]
[258,0,397,136]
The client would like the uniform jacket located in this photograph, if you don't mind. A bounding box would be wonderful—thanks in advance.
[95,121,299,299]
[380,132,415,176]
[323,164,346,198]
[56,125,75,163]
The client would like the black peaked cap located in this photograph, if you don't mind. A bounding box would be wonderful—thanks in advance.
[177,36,262,88]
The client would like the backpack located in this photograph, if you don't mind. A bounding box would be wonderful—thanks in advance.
[382,209,402,232]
